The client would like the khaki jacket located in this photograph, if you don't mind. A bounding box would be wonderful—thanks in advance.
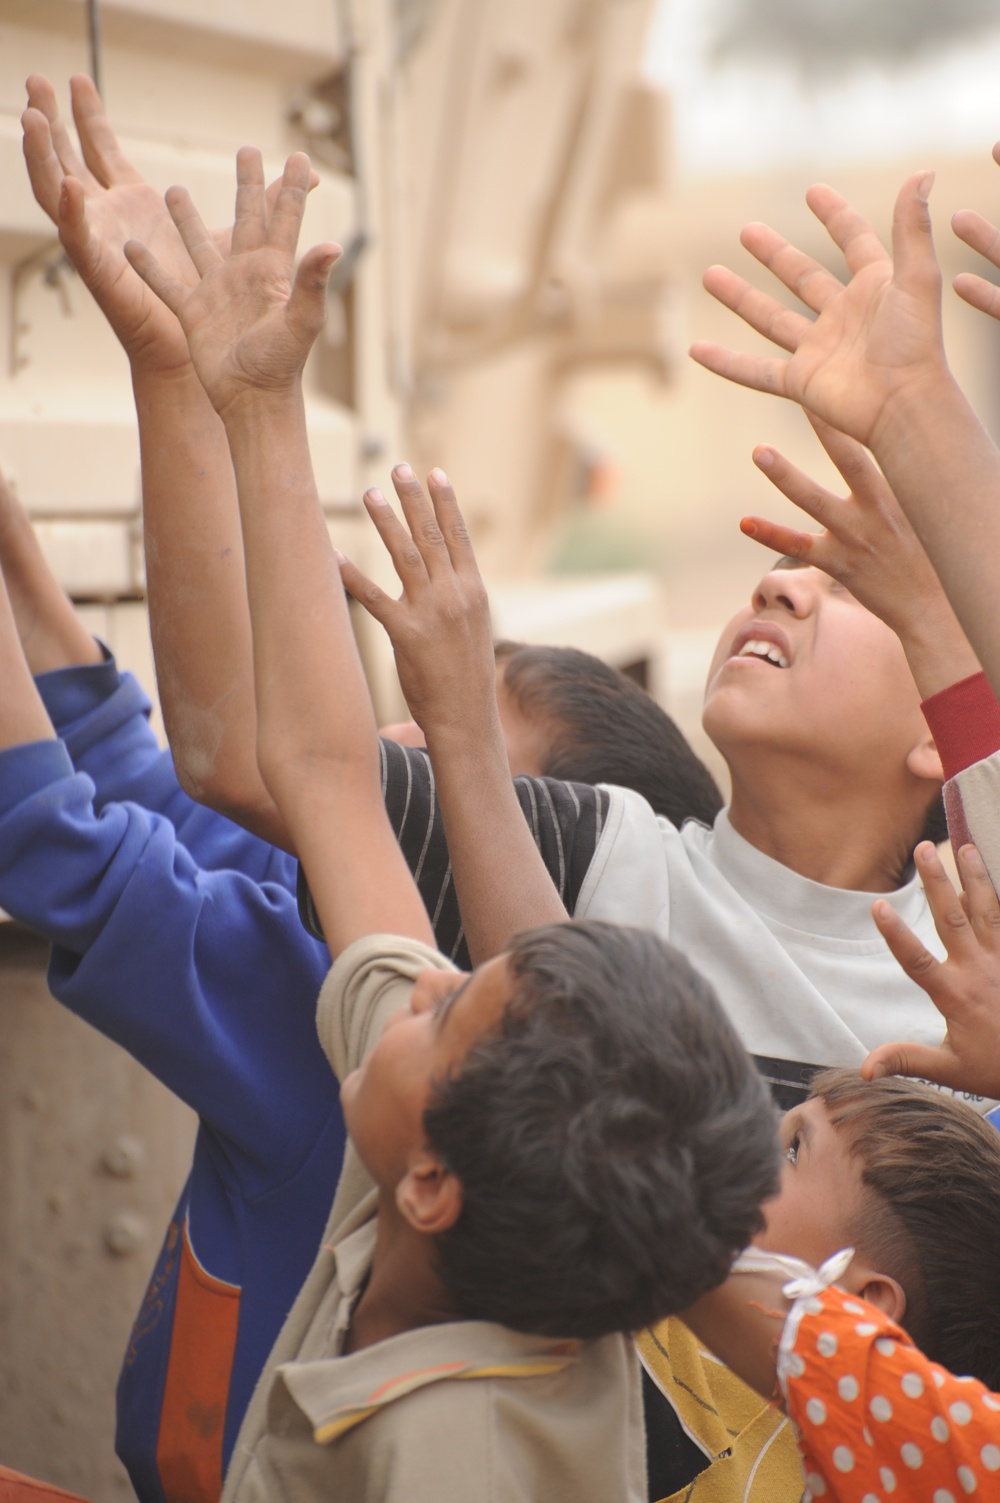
[223,934,646,1503]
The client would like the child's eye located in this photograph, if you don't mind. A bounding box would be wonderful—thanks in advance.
[785,1135,800,1166]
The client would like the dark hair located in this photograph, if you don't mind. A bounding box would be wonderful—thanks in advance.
[917,791,948,849]
[495,641,723,828]
[811,1069,1000,1386]
[423,922,781,1338]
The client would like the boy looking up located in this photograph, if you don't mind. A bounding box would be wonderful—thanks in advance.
[383,640,724,828]
[21,78,984,1105]
[10,77,1000,1497]
[123,146,780,1500]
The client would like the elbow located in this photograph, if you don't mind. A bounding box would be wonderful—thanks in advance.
[170,725,275,828]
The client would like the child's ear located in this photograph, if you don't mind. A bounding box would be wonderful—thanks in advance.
[905,728,943,788]
[396,1148,463,1236]
[850,1268,907,1327]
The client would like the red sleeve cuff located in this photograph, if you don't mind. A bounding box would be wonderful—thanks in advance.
[921,671,1000,781]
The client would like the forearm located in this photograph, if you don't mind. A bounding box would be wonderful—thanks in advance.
[873,374,1000,698]
[134,363,276,826]
[222,390,375,775]
[0,476,103,673]
[0,572,58,749]
[223,390,431,951]
[424,718,568,965]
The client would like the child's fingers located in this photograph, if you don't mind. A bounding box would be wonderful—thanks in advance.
[164,186,223,277]
[362,487,428,588]
[890,171,941,305]
[739,222,843,314]
[265,152,313,257]
[957,844,1000,945]
[688,341,790,399]
[750,445,841,532]
[287,243,341,344]
[862,1039,961,1090]
[739,514,822,563]
[26,75,91,186]
[231,147,268,256]
[390,466,452,576]
[122,239,188,315]
[951,208,1000,270]
[263,168,320,221]
[69,73,142,187]
[21,107,68,222]
[805,184,888,277]
[335,552,393,625]
[910,840,981,960]
[952,270,1000,322]
[805,415,885,503]
[426,469,481,579]
[701,264,810,353]
[873,892,944,988]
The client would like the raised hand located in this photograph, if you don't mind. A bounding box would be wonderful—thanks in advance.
[124,150,340,419]
[863,842,1000,1099]
[22,75,319,377]
[952,142,1000,320]
[23,74,200,372]
[741,416,979,696]
[691,174,950,450]
[337,467,495,743]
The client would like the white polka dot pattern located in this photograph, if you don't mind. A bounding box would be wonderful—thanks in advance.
[779,1281,1000,1503]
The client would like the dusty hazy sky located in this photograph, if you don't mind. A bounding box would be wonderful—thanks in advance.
[644,0,1000,177]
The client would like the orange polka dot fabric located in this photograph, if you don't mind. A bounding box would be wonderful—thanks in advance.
[779,1283,1000,1501]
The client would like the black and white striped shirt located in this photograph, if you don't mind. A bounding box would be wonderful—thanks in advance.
[297,738,609,969]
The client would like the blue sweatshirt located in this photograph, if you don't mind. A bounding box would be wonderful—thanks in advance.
[4,662,343,1502]
[11,660,605,1501]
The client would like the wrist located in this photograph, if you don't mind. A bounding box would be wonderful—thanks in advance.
[893,599,981,700]
[423,705,507,761]
[868,361,963,464]
[217,381,306,440]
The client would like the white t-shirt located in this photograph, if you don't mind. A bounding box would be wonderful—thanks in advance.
[578,797,979,1107]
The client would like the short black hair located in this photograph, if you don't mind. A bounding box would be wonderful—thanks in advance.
[917,791,948,849]
[496,641,723,828]
[423,922,781,1338]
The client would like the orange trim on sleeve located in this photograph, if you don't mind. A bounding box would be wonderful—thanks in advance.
[0,1466,94,1503]
[155,1219,241,1503]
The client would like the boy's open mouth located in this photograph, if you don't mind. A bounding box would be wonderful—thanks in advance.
[729,622,793,669]
[736,639,789,668]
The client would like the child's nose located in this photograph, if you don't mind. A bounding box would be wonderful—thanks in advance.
[752,566,818,616]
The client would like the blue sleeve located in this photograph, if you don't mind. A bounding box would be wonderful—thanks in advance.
[36,659,297,890]
[0,739,337,1195]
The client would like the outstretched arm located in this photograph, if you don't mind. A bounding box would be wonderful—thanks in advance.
[23,76,280,827]
[127,149,432,955]
[0,558,58,753]
[862,840,1000,1099]
[693,173,1000,700]
[742,416,979,698]
[0,462,103,673]
[338,468,568,964]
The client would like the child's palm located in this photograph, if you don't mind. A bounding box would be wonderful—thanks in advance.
[181,251,317,412]
[123,149,338,414]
